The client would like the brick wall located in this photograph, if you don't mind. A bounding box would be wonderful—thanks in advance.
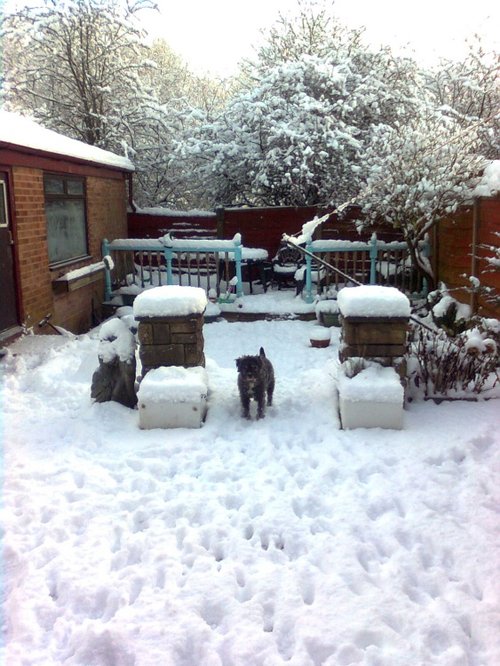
[11,166,128,334]
[12,167,54,330]
[86,175,128,256]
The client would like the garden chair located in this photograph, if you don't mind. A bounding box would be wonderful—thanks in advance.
[271,244,305,289]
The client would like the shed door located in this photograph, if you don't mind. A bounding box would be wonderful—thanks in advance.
[0,172,19,335]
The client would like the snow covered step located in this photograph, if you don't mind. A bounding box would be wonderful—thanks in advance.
[338,364,404,430]
[137,366,208,429]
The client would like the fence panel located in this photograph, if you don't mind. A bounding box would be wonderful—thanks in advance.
[102,236,244,301]
[302,235,429,302]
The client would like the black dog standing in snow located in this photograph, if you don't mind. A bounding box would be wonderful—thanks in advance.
[236,347,275,419]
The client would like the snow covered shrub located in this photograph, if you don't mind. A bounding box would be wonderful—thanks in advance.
[408,320,499,398]
[426,289,472,336]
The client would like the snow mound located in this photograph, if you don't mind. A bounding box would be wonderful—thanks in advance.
[133,285,207,318]
[338,285,411,318]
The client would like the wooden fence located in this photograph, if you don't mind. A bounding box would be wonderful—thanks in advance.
[128,205,403,260]
[435,197,500,318]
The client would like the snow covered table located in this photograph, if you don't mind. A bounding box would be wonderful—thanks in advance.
[133,286,207,376]
[137,366,208,429]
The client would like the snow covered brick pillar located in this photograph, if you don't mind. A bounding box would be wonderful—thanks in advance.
[337,286,410,363]
[336,286,410,429]
[133,286,207,377]
[133,286,209,429]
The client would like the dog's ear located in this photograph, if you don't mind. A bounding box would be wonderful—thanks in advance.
[259,347,266,358]
[236,358,241,371]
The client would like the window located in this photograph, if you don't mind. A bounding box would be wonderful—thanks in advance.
[44,175,88,265]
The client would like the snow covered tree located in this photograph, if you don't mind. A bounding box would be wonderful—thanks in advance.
[427,37,500,160]
[242,0,365,76]
[130,38,233,208]
[180,55,365,207]
[2,0,158,152]
[180,27,424,207]
[357,108,486,291]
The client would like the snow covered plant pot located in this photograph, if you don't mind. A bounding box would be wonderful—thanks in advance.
[315,299,340,327]
[310,326,331,348]
[137,366,208,429]
[338,361,404,430]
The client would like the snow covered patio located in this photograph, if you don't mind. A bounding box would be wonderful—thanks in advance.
[2,316,499,665]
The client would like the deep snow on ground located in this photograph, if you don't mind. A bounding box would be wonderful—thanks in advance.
[1,318,500,666]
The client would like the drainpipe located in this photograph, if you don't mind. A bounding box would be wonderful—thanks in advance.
[127,172,136,212]
[470,198,480,314]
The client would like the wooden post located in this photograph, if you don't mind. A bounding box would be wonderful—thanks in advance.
[216,207,225,239]
[102,239,112,301]
[369,233,378,285]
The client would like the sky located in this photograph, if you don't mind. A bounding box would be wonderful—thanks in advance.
[145,0,499,76]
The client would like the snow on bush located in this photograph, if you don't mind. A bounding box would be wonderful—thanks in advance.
[408,321,499,398]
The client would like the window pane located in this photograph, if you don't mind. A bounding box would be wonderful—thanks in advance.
[46,200,87,263]
[45,177,65,195]
[67,179,84,195]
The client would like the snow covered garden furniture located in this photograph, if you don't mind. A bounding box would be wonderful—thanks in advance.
[133,286,207,377]
[137,366,208,429]
[272,244,304,289]
[336,286,411,429]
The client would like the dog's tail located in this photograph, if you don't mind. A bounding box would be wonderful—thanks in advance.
[259,347,266,358]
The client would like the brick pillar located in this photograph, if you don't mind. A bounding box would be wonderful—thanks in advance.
[136,312,205,377]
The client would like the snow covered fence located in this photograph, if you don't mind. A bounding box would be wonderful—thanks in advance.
[299,234,430,302]
[102,234,245,303]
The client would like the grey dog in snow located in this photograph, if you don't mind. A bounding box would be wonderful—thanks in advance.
[236,347,275,419]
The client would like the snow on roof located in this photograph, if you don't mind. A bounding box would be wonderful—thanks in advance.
[133,285,207,318]
[0,111,134,172]
[135,207,216,218]
[137,366,208,403]
[473,160,500,197]
[337,285,410,318]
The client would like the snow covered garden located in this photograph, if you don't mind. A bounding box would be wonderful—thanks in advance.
[1,0,499,662]
[2,294,500,665]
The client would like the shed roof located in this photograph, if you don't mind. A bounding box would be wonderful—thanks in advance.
[0,110,134,172]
